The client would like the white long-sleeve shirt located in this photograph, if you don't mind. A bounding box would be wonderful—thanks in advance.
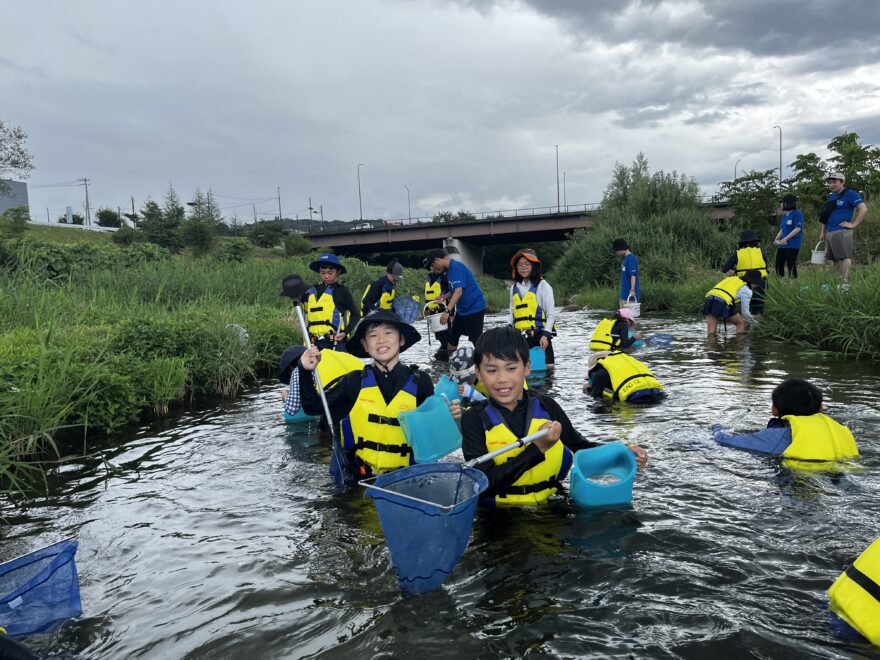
[737,285,757,325]
[507,279,556,332]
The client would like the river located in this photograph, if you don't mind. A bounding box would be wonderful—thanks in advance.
[2,309,878,658]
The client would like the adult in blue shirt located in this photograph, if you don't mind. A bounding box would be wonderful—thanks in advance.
[424,248,486,356]
[819,172,868,281]
[774,194,803,278]
[613,238,640,307]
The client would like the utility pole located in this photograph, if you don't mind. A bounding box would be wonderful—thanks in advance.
[46,207,50,224]
[277,186,283,228]
[308,197,314,222]
[252,203,257,223]
[404,184,411,221]
[773,125,783,191]
[563,171,567,209]
[555,146,560,212]
[319,204,323,222]
[79,177,91,225]
[357,163,364,221]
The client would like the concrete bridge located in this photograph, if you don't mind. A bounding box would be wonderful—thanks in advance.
[307,202,734,274]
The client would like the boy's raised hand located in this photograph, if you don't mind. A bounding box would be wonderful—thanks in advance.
[628,444,648,470]
[299,346,322,371]
[535,421,562,453]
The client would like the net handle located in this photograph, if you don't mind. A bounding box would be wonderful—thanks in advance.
[463,428,549,468]
[360,475,458,512]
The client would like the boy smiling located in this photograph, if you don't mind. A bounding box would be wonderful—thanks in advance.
[461,327,647,506]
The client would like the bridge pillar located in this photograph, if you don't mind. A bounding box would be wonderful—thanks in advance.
[443,238,484,275]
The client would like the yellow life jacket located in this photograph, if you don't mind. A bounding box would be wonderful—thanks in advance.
[316,349,364,389]
[305,285,348,339]
[706,276,744,306]
[735,247,768,278]
[589,318,618,351]
[512,284,556,336]
[828,537,880,646]
[424,276,447,314]
[341,369,419,475]
[596,351,664,402]
[480,397,572,506]
[362,277,396,312]
[780,413,859,470]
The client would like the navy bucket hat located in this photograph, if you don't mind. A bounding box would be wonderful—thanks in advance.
[309,253,347,274]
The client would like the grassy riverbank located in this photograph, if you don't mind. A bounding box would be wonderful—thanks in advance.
[0,240,508,488]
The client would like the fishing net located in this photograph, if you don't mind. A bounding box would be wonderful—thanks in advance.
[0,539,82,636]
[364,463,488,595]
[391,296,421,324]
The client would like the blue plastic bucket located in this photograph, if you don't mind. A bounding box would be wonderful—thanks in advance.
[434,375,461,403]
[529,346,547,371]
[570,442,637,508]
[364,463,488,595]
[283,407,316,424]
[399,395,462,463]
[0,539,82,636]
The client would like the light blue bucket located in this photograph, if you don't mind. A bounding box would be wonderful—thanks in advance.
[283,407,316,424]
[399,395,462,463]
[570,442,637,508]
[434,375,461,403]
[529,346,547,371]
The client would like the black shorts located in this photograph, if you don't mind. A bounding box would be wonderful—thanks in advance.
[447,310,485,347]
[702,296,735,319]
[525,333,555,365]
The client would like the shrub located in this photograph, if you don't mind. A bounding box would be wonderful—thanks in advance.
[0,205,29,239]
[217,239,251,263]
[111,225,144,246]
[283,232,312,256]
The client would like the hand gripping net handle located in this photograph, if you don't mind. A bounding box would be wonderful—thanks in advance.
[293,304,335,429]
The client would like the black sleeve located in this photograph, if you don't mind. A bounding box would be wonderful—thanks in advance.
[413,369,435,404]
[610,320,636,348]
[587,367,611,400]
[461,405,545,498]
[538,395,601,451]
[299,365,360,422]
[334,286,360,330]
[361,279,381,315]
[721,254,737,273]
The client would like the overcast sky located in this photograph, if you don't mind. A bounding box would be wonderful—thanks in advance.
[4,0,880,223]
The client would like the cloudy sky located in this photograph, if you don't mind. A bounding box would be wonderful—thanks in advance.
[3,0,880,224]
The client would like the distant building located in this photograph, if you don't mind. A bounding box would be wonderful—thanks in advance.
[0,179,29,215]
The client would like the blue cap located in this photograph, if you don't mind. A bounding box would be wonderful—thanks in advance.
[309,253,346,274]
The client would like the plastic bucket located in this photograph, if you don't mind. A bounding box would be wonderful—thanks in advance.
[399,395,462,463]
[434,375,461,403]
[425,313,448,332]
[364,463,488,595]
[529,346,547,371]
[811,242,826,265]
[623,294,641,318]
[283,407,316,424]
[569,442,637,509]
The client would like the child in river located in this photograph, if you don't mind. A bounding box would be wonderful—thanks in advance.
[461,327,647,505]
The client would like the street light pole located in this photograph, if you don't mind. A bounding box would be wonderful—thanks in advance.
[404,184,411,222]
[357,163,364,221]
[555,145,560,212]
[563,171,567,209]
[773,125,783,190]
[734,158,742,181]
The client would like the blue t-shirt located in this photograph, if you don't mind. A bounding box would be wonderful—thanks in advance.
[779,209,804,249]
[619,253,640,301]
[825,189,863,233]
[447,258,486,316]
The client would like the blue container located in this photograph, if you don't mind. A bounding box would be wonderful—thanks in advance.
[0,539,82,636]
[529,346,547,371]
[283,407,316,424]
[434,375,461,403]
[631,338,645,348]
[570,442,637,509]
[399,395,462,463]
[365,463,488,595]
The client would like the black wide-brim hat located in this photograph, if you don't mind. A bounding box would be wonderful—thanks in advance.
[347,309,421,358]
[279,274,311,300]
[278,345,307,384]
[741,269,764,287]
[738,229,760,245]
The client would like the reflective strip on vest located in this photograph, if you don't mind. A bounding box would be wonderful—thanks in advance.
[828,537,880,646]
[340,369,418,474]
[589,318,617,350]
[481,398,571,506]
[706,276,744,306]
[735,247,768,278]
[597,352,664,402]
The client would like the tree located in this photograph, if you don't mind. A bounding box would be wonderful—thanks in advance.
[163,184,185,227]
[284,232,312,256]
[0,119,34,195]
[247,220,284,248]
[601,153,701,217]
[715,169,779,226]
[0,205,29,238]
[826,132,880,202]
[95,207,122,228]
[138,198,182,252]
[180,216,215,256]
[785,152,828,214]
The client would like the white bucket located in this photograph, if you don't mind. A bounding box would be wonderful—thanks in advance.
[811,241,826,265]
[623,294,641,318]
[425,313,448,332]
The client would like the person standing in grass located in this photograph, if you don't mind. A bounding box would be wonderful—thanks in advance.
[774,195,803,279]
[819,172,868,282]
[613,238,640,309]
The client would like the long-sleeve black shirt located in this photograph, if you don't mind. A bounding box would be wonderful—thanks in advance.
[307,283,360,332]
[609,319,638,349]
[361,275,395,316]
[461,391,600,498]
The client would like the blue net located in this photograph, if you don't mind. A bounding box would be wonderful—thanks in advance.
[365,463,488,595]
[391,296,420,324]
[0,539,82,637]
[645,333,673,347]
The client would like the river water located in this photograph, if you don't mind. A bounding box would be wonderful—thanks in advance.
[2,309,879,659]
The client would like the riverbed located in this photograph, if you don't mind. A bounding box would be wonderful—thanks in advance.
[2,309,878,658]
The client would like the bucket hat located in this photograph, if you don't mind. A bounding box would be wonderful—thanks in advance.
[278,345,307,384]
[309,252,347,274]
[738,229,760,245]
[279,274,311,300]
[347,309,421,358]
